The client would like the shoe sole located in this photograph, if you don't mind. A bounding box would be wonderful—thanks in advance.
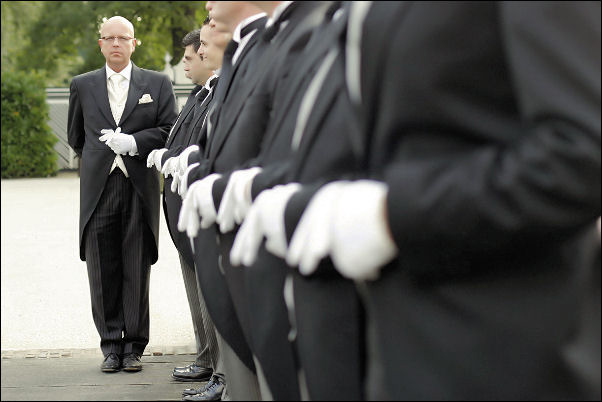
[123,367,142,372]
[181,392,202,397]
[172,375,212,382]
[101,368,120,372]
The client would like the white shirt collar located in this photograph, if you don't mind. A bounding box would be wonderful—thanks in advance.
[232,12,267,43]
[232,13,266,66]
[204,73,219,91]
[106,61,132,81]
[266,1,294,28]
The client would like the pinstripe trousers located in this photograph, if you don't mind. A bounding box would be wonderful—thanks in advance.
[84,169,152,357]
[179,252,220,369]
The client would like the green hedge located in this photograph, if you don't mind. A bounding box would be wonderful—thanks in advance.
[1,71,58,178]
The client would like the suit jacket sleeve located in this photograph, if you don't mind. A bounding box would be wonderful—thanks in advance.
[250,161,293,200]
[131,74,177,158]
[383,2,601,255]
[67,78,84,157]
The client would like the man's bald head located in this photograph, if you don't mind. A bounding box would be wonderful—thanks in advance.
[100,16,135,38]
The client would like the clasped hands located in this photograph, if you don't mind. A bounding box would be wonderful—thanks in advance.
[176,166,264,240]
[174,168,399,280]
[231,180,399,282]
[147,145,200,196]
[99,127,137,156]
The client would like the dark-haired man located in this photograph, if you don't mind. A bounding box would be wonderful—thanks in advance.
[148,23,221,384]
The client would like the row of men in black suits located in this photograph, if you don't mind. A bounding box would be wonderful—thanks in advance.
[71,1,601,400]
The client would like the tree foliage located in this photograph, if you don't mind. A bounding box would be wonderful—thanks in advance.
[1,71,58,178]
[1,1,44,72]
[12,1,207,86]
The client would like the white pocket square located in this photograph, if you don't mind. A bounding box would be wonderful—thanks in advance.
[138,94,153,104]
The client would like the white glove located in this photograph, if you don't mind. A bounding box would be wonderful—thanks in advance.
[147,148,168,170]
[161,156,179,178]
[286,181,349,276]
[193,174,222,229]
[99,128,115,143]
[177,173,222,238]
[177,145,200,174]
[170,169,183,193]
[230,183,301,267]
[178,186,201,239]
[178,162,200,197]
[216,167,263,234]
[103,127,138,156]
[330,181,398,281]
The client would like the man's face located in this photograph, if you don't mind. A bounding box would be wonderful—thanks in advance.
[197,24,210,62]
[98,20,136,69]
[183,44,211,85]
[205,1,240,33]
[202,21,231,71]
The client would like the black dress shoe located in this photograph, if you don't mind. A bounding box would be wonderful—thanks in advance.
[173,363,213,381]
[182,377,224,401]
[174,363,192,372]
[101,353,121,372]
[122,353,142,372]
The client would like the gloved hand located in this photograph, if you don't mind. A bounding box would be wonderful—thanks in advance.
[216,167,263,234]
[194,174,222,229]
[178,186,201,239]
[147,148,168,170]
[170,169,183,193]
[177,162,200,197]
[177,145,200,174]
[101,127,137,156]
[286,181,349,276]
[230,183,301,267]
[329,181,398,281]
[177,173,222,238]
[161,156,179,178]
[99,129,115,144]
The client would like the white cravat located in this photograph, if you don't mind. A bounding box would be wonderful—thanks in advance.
[107,73,129,176]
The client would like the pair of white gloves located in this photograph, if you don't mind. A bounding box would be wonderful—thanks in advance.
[147,145,201,196]
[281,180,398,281]
[176,166,263,238]
[99,127,138,155]
[177,169,399,281]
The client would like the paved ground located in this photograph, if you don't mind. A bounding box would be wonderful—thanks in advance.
[1,353,204,401]
[1,171,200,400]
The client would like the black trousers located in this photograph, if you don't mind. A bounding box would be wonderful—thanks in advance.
[179,252,220,369]
[84,169,152,357]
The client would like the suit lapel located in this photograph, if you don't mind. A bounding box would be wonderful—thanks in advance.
[191,90,213,131]
[207,33,265,162]
[262,14,348,152]
[91,68,115,127]
[219,27,264,110]
[166,89,199,147]
[119,64,147,127]
[291,54,344,175]
[360,3,411,138]
[182,90,214,147]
